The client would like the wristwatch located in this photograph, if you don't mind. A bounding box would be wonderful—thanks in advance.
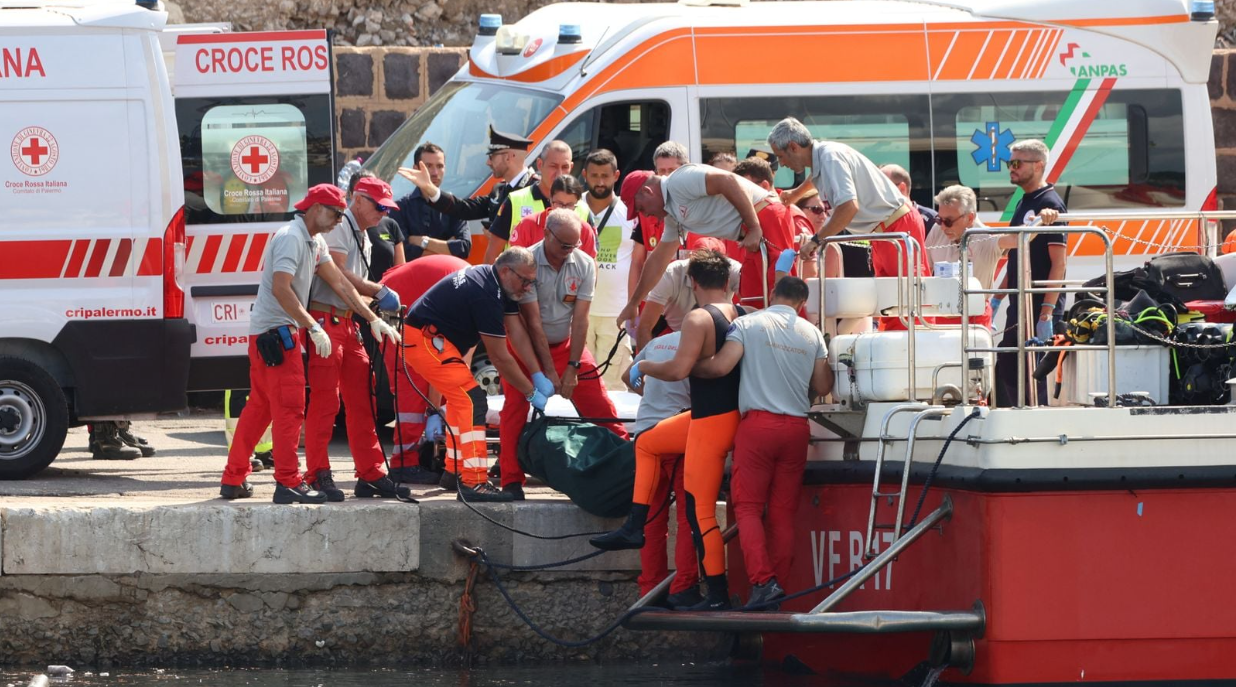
[567,361,582,369]
[420,236,430,249]
[809,233,822,246]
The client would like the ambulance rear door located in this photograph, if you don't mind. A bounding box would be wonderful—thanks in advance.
[171,30,335,391]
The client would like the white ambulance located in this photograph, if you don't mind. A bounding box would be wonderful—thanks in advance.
[365,0,1221,275]
[0,0,333,478]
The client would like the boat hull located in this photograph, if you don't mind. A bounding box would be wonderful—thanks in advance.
[731,478,1236,684]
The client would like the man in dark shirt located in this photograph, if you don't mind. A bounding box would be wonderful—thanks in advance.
[995,139,1067,407]
[390,142,471,262]
[402,247,548,502]
[398,125,536,252]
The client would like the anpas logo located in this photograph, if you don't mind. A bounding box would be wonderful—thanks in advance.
[1059,43,1128,78]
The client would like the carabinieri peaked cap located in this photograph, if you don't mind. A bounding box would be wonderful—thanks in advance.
[487,124,533,154]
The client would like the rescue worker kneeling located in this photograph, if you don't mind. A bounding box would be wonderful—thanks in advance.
[591,248,746,611]
[402,247,548,502]
[692,275,833,610]
[219,184,401,504]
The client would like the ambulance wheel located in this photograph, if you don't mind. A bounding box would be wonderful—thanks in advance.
[0,358,69,479]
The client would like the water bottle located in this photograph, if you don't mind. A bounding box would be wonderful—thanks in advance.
[336,157,364,192]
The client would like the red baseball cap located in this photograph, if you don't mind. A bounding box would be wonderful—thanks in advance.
[690,236,727,253]
[294,183,347,212]
[353,177,400,210]
[620,170,654,221]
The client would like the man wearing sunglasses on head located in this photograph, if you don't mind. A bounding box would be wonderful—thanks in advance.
[303,176,408,502]
[498,210,628,500]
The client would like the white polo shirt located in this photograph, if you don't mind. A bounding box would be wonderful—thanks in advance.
[660,164,772,245]
[727,304,827,416]
[249,217,331,335]
[308,209,371,310]
[519,241,596,344]
[646,257,742,331]
[810,141,905,234]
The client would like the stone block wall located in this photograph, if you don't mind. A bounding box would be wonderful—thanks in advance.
[1211,51,1236,223]
[333,46,467,167]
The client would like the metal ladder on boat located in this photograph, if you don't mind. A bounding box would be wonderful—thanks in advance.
[862,404,952,559]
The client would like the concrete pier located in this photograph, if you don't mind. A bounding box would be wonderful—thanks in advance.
[0,415,727,667]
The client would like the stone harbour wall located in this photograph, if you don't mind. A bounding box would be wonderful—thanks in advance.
[0,572,728,667]
[0,500,725,667]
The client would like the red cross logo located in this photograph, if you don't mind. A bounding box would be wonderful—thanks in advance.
[21,138,48,165]
[230,135,280,185]
[240,146,268,174]
[10,126,59,176]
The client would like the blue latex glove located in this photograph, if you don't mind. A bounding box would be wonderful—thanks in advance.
[423,413,444,443]
[990,297,1003,316]
[1035,319,1054,342]
[531,371,555,399]
[775,248,797,273]
[528,388,549,411]
[375,285,400,312]
[629,361,644,390]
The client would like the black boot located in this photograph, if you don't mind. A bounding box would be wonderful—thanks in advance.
[589,504,649,551]
[91,422,141,461]
[116,421,155,457]
[685,575,732,612]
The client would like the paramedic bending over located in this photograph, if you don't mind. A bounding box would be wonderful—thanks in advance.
[615,166,770,328]
[769,117,930,279]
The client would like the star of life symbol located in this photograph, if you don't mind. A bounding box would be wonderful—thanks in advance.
[970,122,1015,172]
[11,126,59,176]
[230,135,280,185]
[568,277,579,292]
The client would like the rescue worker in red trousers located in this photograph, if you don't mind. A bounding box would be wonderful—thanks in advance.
[402,247,548,502]
[377,254,471,484]
[693,275,833,609]
[592,249,747,611]
[500,210,628,500]
[624,330,701,608]
[219,184,400,504]
[303,177,408,502]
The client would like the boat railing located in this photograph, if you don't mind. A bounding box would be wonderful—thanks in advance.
[815,232,925,401]
[959,224,1117,408]
[1035,210,1236,257]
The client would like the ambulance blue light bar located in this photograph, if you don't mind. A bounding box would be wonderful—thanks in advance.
[559,24,582,44]
[1191,1,1215,21]
[479,14,502,36]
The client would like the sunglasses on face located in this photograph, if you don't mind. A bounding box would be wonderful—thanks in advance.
[367,196,391,213]
[805,204,826,216]
[1007,159,1041,170]
[938,215,967,228]
[546,226,581,251]
[550,200,578,210]
[324,206,345,220]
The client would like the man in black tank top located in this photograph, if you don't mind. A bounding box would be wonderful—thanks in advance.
[591,249,745,611]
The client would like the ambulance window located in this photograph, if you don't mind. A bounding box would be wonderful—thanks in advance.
[700,95,932,199]
[197,104,307,216]
[556,101,671,178]
[177,94,334,226]
[932,89,1184,212]
[558,110,595,168]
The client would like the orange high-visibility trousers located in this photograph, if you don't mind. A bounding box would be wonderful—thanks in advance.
[632,410,740,578]
[401,325,489,487]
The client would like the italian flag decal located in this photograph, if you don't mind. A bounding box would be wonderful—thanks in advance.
[999,76,1118,221]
